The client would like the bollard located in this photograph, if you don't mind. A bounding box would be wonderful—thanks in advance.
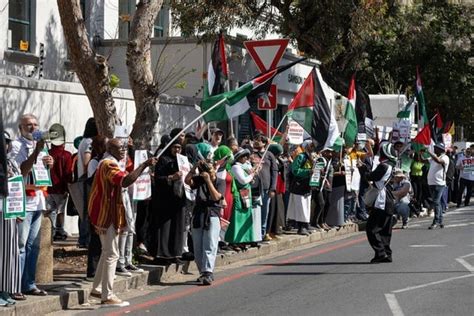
[36,215,54,283]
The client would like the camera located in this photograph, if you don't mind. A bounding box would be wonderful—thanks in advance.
[197,160,213,173]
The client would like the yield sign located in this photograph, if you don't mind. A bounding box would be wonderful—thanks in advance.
[244,39,290,72]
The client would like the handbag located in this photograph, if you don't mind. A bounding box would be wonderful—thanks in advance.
[239,188,251,209]
[363,184,379,208]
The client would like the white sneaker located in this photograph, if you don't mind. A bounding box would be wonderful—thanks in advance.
[116,267,132,277]
[101,296,130,308]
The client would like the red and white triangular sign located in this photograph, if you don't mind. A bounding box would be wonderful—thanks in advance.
[244,39,290,72]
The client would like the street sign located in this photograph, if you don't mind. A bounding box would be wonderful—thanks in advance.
[258,84,277,110]
[244,39,290,72]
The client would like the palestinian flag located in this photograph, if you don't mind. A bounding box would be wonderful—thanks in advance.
[413,123,432,145]
[415,66,429,128]
[207,33,229,96]
[397,97,415,119]
[287,68,339,152]
[355,82,374,138]
[343,75,357,147]
[201,58,305,123]
[250,112,283,142]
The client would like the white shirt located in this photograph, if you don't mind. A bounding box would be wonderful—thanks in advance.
[10,137,47,211]
[457,155,474,181]
[77,137,93,178]
[231,162,253,185]
[427,154,449,186]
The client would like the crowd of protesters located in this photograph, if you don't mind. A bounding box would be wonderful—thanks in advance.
[0,113,473,307]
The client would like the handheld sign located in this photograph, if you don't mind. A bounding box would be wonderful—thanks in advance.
[32,148,52,186]
[309,161,326,188]
[132,150,152,200]
[176,154,196,201]
[1,176,26,219]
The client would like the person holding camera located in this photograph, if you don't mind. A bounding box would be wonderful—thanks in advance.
[10,113,53,296]
[185,160,226,285]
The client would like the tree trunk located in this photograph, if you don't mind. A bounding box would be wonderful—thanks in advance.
[127,0,163,149]
[57,0,119,137]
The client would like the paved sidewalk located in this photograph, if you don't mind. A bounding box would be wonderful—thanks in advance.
[0,223,362,315]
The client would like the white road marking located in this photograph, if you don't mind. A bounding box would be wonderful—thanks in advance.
[391,274,474,293]
[444,222,474,228]
[409,245,446,248]
[385,293,405,316]
[456,253,474,273]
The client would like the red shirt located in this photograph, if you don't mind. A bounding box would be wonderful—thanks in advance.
[48,145,73,194]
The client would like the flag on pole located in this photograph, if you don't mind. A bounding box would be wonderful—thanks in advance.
[354,82,374,138]
[397,97,414,119]
[207,33,229,96]
[250,112,283,141]
[445,121,455,136]
[201,58,305,123]
[343,75,357,147]
[287,67,339,151]
[413,123,432,145]
[416,66,429,127]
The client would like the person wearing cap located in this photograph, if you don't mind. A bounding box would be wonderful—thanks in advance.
[426,143,449,229]
[456,146,473,208]
[46,123,73,241]
[392,169,412,229]
[207,128,224,156]
[0,131,25,303]
[225,148,259,245]
[359,142,397,263]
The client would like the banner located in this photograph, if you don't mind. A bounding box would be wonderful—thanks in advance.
[1,176,26,219]
[132,150,152,201]
[32,148,52,186]
[176,154,196,201]
[287,119,304,145]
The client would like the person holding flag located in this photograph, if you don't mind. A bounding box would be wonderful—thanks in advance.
[426,143,449,229]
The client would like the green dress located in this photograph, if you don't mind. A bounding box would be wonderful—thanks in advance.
[224,164,255,243]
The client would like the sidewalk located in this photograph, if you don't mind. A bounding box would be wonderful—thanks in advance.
[0,222,364,315]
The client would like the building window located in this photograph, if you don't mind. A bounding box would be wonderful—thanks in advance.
[118,0,135,39]
[153,7,168,38]
[8,0,31,51]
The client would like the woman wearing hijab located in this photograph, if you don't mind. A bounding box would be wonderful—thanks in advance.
[266,144,286,238]
[148,140,186,264]
[225,148,258,245]
[287,140,314,235]
[213,146,234,223]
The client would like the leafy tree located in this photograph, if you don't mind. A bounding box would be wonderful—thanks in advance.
[171,0,473,138]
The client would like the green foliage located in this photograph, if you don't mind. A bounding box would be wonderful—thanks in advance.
[171,0,473,138]
[109,73,120,90]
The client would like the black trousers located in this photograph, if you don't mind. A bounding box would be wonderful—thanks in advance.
[366,209,393,258]
[457,178,474,207]
[86,224,102,278]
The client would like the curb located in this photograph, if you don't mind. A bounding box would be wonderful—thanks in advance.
[0,223,361,315]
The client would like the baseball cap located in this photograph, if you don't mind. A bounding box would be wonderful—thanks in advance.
[434,143,445,152]
[212,128,224,135]
[49,123,66,146]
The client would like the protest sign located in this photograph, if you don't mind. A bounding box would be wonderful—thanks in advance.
[132,150,152,200]
[351,159,361,191]
[176,154,196,201]
[32,148,52,186]
[309,161,326,188]
[365,118,375,139]
[399,120,411,138]
[2,176,26,219]
[287,119,304,145]
[442,133,452,149]
[343,158,352,191]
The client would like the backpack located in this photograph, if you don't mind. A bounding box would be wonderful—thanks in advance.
[445,155,455,184]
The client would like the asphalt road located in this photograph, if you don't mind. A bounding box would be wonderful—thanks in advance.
[80,205,474,316]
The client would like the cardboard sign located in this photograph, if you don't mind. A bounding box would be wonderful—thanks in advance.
[32,148,52,186]
[357,133,367,142]
[287,119,304,145]
[461,157,474,175]
[1,176,26,219]
[176,154,196,201]
[343,158,352,192]
[442,133,452,149]
[351,160,361,192]
[309,161,326,187]
[132,150,152,201]
[365,118,375,139]
[113,125,131,138]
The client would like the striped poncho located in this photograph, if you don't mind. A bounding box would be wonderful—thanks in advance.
[88,155,128,233]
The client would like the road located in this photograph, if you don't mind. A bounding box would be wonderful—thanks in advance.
[75,205,474,316]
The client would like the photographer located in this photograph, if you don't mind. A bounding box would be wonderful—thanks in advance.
[185,160,226,286]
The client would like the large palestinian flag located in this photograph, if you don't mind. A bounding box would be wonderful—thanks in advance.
[343,75,357,147]
[207,33,228,96]
[201,58,305,123]
[287,68,339,151]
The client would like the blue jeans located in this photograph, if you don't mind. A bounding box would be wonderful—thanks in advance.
[429,185,445,225]
[260,190,272,236]
[356,183,369,219]
[395,202,410,225]
[18,211,42,292]
[192,215,220,274]
[344,195,356,221]
[440,186,449,212]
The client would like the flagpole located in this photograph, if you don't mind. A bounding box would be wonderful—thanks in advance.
[156,97,228,160]
[254,112,288,172]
